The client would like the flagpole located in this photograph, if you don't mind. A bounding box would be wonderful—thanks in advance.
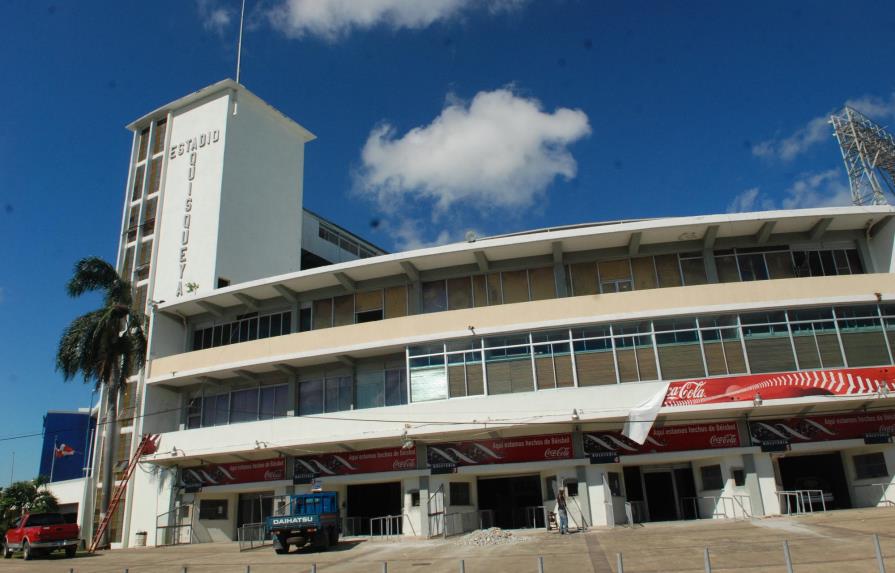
[50,436,57,482]
[236,0,246,84]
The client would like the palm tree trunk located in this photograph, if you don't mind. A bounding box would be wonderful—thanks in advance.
[98,375,120,547]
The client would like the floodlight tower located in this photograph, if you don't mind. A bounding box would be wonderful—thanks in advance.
[830,106,895,206]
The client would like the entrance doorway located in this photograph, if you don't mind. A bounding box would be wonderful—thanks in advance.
[237,492,274,528]
[778,452,851,510]
[346,482,403,534]
[624,465,697,522]
[477,474,544,529]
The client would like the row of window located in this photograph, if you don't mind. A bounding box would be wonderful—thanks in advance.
[186,367,407,429]
[132,119,166,202]
[187,246,867,352]
[192,311,294,351]
[407,304,895,402]
[186,384,289,428]
[318,224,378,259]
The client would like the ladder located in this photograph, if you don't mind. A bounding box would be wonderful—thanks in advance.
[88,434,159,552]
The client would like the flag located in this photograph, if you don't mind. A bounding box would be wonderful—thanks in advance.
[622,382,670,445]
[54,443,75,458]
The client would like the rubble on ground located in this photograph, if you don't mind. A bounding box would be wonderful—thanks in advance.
[456,527,528,546]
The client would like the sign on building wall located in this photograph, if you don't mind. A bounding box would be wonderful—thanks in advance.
[293,446,417,483]
[427,433,573,474]
[663,367,895,408]
[749,410,895,446]
[584,422,741,458]
[181,457,285,487]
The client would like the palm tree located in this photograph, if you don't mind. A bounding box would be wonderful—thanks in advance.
[56,257,147,547]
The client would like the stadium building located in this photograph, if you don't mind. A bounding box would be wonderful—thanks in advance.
[90,80,895,547]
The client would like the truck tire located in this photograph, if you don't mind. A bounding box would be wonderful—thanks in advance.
[316,529,330,550]
[65,546,77,558]
[22,541,32,561]
[274,534,289,555]
[328,527,339,547]
[2,539,12,559]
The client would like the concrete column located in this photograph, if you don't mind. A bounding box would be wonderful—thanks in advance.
[553,263,569,297]
[585,466,610,526]
[574,465,592,527]
[742,453,765,516]
[703,249,719,283]
[418,475,430,537]
[408,281,422,314]
[751,452,781,515]
[286,373,297,417]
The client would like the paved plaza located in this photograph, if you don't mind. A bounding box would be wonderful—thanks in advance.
[4,507,895,573]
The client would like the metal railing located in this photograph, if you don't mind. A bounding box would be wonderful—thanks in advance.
[442,509,495,537]
[370,514,415,540]
[155,504,194,547]
[237,522,271,552]
[776,490,829,514]
[342,516,370,537]
[524,505,548,529]
[624,500,645,525]
[854,483,895,507]
[427,485,446,538]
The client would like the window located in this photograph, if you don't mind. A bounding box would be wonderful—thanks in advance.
[679,253,708,285]
[126,205,140,242]
[422,281,447,313]
[324,376,353,412]
[854,452,888,480]
[217,277,230,288]
[142,197,157,236]
[501,270,529,303]
[700,465,724,490]
[607,472,621,497]
[837,306,890,366]
[201,394,229,426]
[186,397,202,429]
[299,379,324,415]
[565,478,579,497]
[355,290,383,323]
[545,476,558,500]
[410,491,420,507]
[599,259,632,293]
[447,277,473,310]
[260,385,289,419]
[131,164,145,202]
[137,127,150,162]
[148,157,162,195]
[199,500,228,520]
[153,119,167,155]
[229,388,259,423]
[450,482,471,506]
[732,468,746,487]
[570,263,597,296]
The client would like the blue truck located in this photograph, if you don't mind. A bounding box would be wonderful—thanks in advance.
[265,492,341,554]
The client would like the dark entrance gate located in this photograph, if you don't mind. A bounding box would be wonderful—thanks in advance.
[346,482,403,534]
[778,452,851,510]
[477,474,543,529]
[236,492,274,529]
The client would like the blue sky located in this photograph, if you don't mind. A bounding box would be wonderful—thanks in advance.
[2,0,895,483]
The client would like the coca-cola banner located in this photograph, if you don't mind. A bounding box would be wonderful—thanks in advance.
[182,457,285,487]
[584,422,741,457]
[664,367,895,408]
[294,446,417,480]
[428,433,573,473]
[750,410,895,446]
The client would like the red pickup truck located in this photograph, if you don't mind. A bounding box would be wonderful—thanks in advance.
[2,513,80,560]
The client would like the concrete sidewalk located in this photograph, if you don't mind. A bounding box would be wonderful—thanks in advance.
[2,507,893,573]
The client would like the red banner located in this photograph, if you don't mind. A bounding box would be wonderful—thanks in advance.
[182,457,285,487]
[750,410,895,446]
[585,422,741,456]
[427,433,573,473]
[294,446,417,478]
[664,367,895,408]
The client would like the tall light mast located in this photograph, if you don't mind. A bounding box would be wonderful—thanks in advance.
[830,106,895,206]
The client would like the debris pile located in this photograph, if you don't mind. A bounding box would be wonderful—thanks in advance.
[456,527,528,546]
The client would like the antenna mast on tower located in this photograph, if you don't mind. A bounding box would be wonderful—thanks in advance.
[830,106,895,206]
[236,0,246,85]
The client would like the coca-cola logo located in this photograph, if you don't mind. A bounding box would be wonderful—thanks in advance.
[263,469,284,481]
[709,434,739,447]
[544,447,570,459]
[392,458,416,471]
[669,381,707,400]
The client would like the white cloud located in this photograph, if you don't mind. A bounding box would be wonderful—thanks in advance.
[196,0,233,35]
[727,170,852,213]
[268,0,523,40]
[357,88,591,215]
[753,92,895,161]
